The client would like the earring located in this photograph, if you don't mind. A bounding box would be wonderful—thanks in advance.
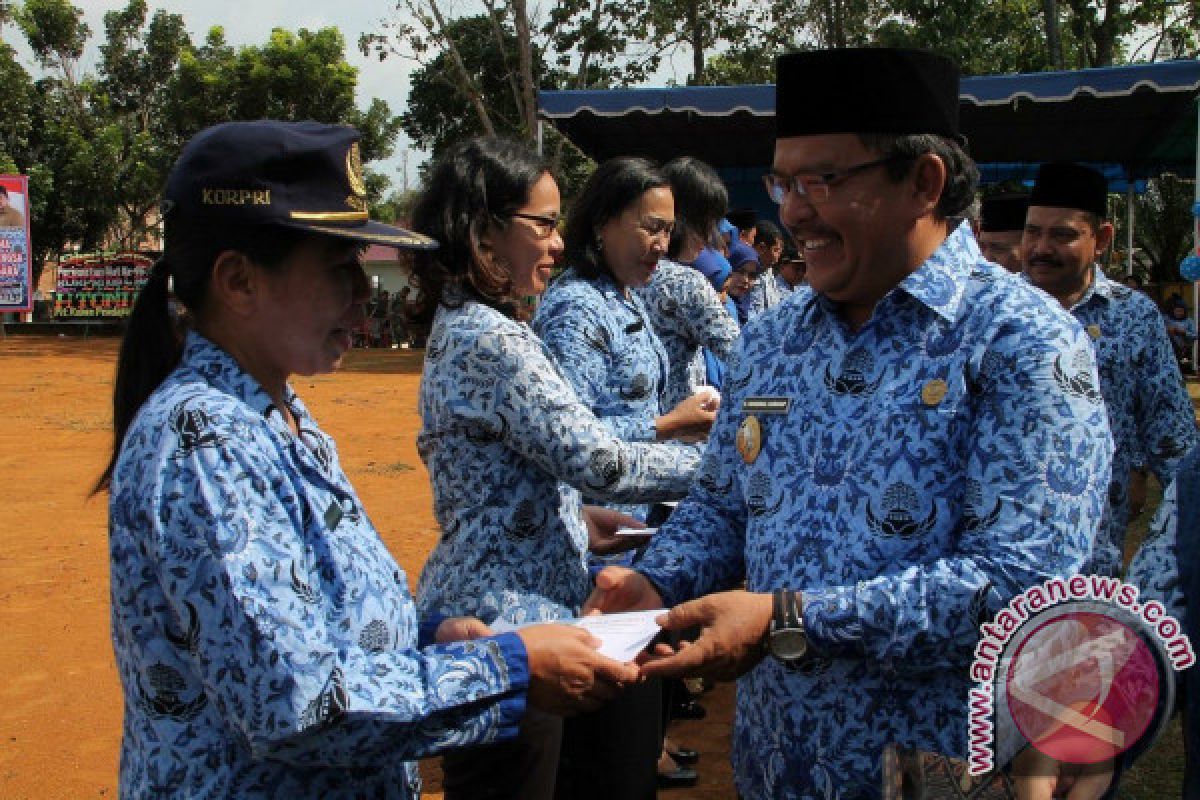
[596,237,604,251]
[166,274,174,293]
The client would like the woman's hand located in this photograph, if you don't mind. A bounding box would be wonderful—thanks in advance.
[584,505,651,556]
[517,624,641,716]
[655,391,718,441]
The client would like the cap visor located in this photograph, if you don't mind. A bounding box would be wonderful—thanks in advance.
[280,218,438,250]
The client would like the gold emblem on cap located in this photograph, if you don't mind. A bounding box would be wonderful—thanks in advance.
[346,142,367,198]
[737,415,762,464]
[1087,324,1102,340]
[921,378,948,407]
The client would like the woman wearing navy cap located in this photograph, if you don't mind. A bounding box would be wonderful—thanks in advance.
[409,137,707,799]
[97,121,637,800]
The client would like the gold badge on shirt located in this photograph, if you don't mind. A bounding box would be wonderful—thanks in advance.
[737,415,762,464]
[1087,324,1102,340]
[921,378,948,407]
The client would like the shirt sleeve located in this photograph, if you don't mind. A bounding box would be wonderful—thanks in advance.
[151,428,530,768]
[534,291,657,442]
[746,281,768,320]
[635,343,751,605]
[453,327,700,504]
[798,322,1113,669]
[1127,480,1186,621]
[1134,300,1199,484]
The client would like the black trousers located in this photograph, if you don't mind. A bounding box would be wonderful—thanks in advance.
[442,708,563,800]
[440,679,662,800]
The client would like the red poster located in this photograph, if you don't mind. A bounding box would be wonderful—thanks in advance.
[0,175,32,313]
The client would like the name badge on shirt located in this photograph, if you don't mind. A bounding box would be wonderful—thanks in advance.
[324,500,344,531]
[740,396,792,415]
[1086,324,1102,340]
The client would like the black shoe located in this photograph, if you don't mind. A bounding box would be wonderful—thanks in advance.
[667,747,699,765]
[671,699,706,720]
[656,766,699,789]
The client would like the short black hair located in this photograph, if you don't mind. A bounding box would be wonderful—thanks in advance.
[661,157,727,260]
[0,186,8,197]
[755,221,784,247]
[857,133,978,219]
[564,157,668,280]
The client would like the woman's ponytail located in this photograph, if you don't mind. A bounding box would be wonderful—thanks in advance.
[93,259,182,493]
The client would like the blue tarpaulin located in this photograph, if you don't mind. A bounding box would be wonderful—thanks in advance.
[539,60,1200,188]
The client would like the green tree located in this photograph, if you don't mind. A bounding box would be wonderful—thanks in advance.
[1112,175,1198,284]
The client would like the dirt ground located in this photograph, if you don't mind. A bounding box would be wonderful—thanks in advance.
[0,336,733,799]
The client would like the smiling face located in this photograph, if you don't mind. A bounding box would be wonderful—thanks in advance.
[773,133,925,321]
[487,171,564,297]
[598,186,674,289]
[1021,206,1113,305]
[253,237,370,382]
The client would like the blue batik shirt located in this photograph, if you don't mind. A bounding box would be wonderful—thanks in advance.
[746,269,795,319]
[1062,266,1197,575]
[109,331,529,800]
[635,224,1113,799]
[1127,480,1185,620]
[415,299,699,626]
[637,259,740,409]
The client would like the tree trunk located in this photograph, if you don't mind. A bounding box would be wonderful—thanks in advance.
[425,0,496,136]
[1040,0,1064,69]
[687,0,704,84]
[510,0,538,137]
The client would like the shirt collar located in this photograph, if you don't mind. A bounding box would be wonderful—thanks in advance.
[892,221,975,323]
[1074,264,1114,307]
[181,330,305,433]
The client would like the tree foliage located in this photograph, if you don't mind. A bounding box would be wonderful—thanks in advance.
[0,0,402,282]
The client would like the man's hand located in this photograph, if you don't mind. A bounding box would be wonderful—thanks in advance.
[434,616,493,643]
[582,566,664,615]
[583,505,651,556]
[517,624,641,716]
[1011,748,1113,799]
[639,590,773,682]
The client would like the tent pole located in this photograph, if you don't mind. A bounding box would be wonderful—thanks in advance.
[536,118,544,156]
[1125,182,1134,277]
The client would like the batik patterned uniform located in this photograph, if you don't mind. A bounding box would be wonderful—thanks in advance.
[637,259,740,409]
[415,299,699,626]
[635,225,1113,799]
[1064,267,1197,575]
[1127,480,1185,620]
[746,269,795,319]
[109,332,529,799]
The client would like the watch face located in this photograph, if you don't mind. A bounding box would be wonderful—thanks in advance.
[770,628,808,661]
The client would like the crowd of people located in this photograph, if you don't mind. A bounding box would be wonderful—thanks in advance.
[95,44,1200,800]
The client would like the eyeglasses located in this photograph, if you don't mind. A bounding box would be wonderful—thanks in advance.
[505,211,561,239]
[762,155,912,205]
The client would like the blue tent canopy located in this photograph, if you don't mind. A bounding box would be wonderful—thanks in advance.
[538,60,1200,188]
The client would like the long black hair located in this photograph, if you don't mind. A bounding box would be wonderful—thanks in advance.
[563,157,668,281]
[409,136,552,323]
[94,222,308,493]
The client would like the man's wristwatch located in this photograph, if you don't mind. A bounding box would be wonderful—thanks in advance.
[767,589,809,662]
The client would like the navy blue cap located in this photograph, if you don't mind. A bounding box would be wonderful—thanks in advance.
[728,240,760,272]
[162,121,436,249]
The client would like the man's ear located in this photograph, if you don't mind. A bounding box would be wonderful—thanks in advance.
[1094,221,1115,256]
[910,153,948,218]
[209,250,260,317]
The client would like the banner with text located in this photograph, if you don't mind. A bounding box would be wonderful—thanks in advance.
[0,175,32,313]
[53,253,154,318]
